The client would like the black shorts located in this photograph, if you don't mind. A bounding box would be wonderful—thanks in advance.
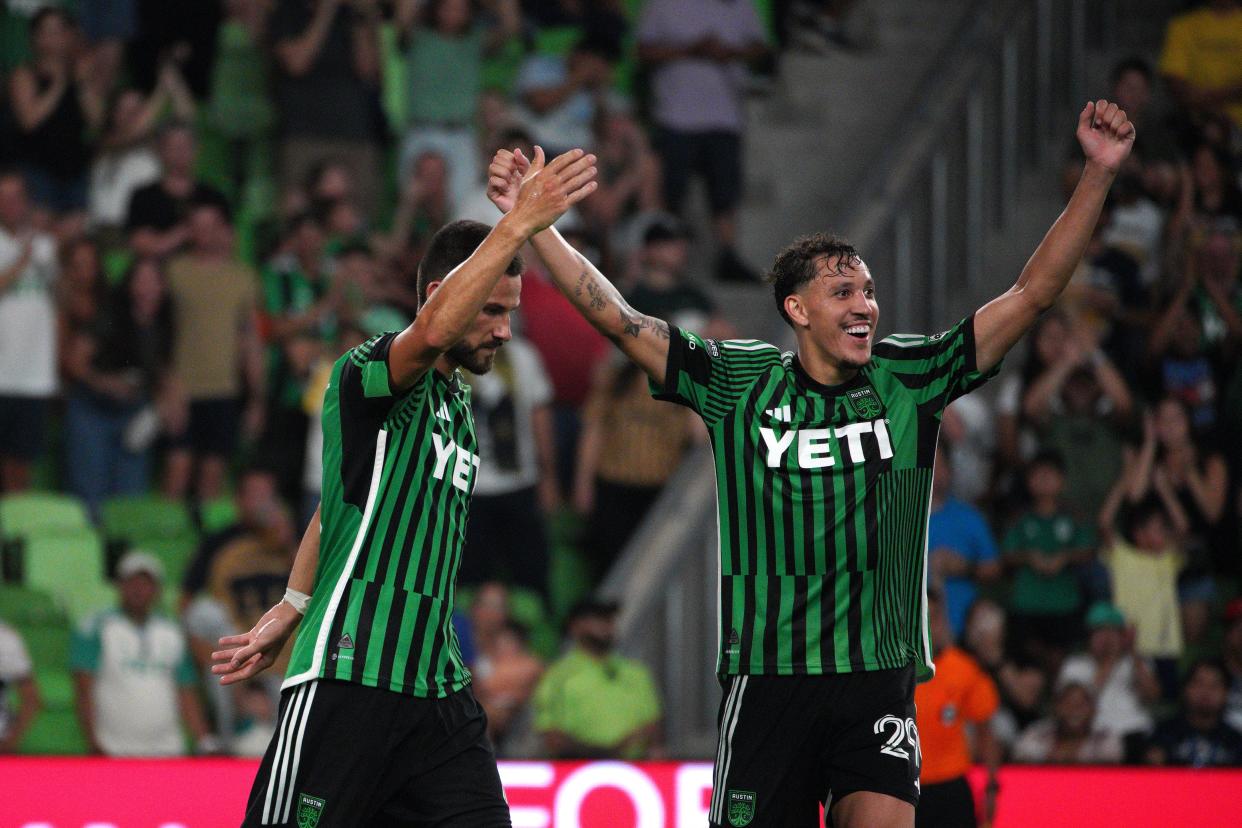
[915,776,976,828]
[168,397,240,457]
[653,127,743,215]
[0,395,48,461]
[242,679,510,828]
[708,667,920,828]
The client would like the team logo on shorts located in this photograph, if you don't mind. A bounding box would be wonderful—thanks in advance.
[727,790,756,826]
[846,386,882,419]
[296,793,326,828]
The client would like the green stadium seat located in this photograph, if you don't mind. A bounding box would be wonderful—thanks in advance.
[20,708,88,755]
[22,532,114,621]
[507,587,559,660]
[199,497,238,536]
[34,668,75,711]
[0,493,90,540]
[16,624,71,673]
[100,495,194,542]
[0,584,65,627]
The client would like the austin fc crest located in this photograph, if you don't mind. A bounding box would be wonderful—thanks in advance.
[728,790,756,826]
[846,386,882,419]
[296,793,326,828]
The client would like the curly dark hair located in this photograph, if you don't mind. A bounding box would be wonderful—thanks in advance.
[765,233,862,326]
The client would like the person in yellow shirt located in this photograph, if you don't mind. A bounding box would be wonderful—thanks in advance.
[1159,0,1242,128]
[915,589,1000,828]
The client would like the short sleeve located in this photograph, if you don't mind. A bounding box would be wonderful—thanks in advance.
[70,616,102,674]
[961,661,1000,723]
[1157,17,1192,81]
[0,625,33,681]
[651,326,782,426]
[869,313,1001,417]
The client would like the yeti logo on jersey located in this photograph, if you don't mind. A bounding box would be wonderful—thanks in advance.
[431,433,480,493]
[296,793,325,828]
[846,386,882,418]
[727,790,756,826]
[759,419,894,469]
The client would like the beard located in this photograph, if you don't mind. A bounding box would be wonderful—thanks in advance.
[447,338,503,374]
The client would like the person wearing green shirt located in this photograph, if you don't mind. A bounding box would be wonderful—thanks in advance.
[533,600,663,760]
[1004,450,1097,669]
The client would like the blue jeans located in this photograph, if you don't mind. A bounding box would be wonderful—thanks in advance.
[64,389,150,520]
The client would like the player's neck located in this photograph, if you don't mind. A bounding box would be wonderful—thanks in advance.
[434,354,457,377]
[795,346,860,388]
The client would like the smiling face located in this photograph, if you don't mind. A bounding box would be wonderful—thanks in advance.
[432,275,521,374]
[785,255,880,373]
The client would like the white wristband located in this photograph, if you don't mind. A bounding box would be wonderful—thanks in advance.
[283,587,311,615]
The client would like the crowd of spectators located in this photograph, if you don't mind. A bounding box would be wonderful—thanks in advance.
[1,0,1242,771]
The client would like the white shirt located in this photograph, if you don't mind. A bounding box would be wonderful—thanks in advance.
[0,622,33,740]
[73,610,194,757]
[0,227,58,396]
[467,337,553,496]
[1059,653,1154,737]
[89,147,161,229]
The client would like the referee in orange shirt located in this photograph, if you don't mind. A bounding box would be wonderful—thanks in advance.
[915,589,1002,828]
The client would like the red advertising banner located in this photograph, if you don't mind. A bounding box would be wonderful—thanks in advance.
[1,758,1240,827]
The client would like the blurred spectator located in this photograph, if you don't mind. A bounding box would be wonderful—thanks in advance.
[994,312,1065,473]
[0,620,40,754]
[230,682,279,758]
[90,64,196,237]
[941,394,997,508]
[915,589,1000,828]
[1098,475,1189,699]
[78,0,137,95]
[1223,598,1242,731]
[534,600,662,759]
[70,552,215,756]
[1024,325,1133,522]
[270,0,383,220]
[183,486,294,746]
[205,0,275,203]
[380,152,451,259]
[260,211,336,499]
[0,171,58,493]
[1158,0,1242,131]
[515,33,620,155]
[1121,401,1229,644]
[1057,602,1159,741]
[522,0,629,52]
[578,104,662,251]
[469,581,512,659]
[963,599,1047,751]
[1145,659,1242,768]
[56,236,107,341]
[124,122,230,260]
[625,217,724,334]
[7,7,103,213]
[1003,450,1095,669]
[458,334,558,599]
[927,442,1001,639]
[474,620,544,754]
[575,354,699,581]
[306,159,368,242]
[298,322,367,525]
[62,258,173,519]
[162,200,265,500]
[395,0,520,212]
[1012,681,1123,764]
[637,0,769,282]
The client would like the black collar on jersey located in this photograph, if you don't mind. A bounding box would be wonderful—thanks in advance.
[791,354,870,397]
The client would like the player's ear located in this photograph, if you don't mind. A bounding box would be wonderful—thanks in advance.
[425,280,444,301]
[784,293,810,328]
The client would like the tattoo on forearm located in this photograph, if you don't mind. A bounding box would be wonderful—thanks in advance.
[573,269,608,312]
[617,305,670,339]
[571,256,669,341]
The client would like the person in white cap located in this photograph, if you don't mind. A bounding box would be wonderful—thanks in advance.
[70,551,217,756]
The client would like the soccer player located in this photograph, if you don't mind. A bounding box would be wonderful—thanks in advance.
[486,100,1134,827]
[210,147,596,827]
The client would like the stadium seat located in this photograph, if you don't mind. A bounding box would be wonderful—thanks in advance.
[15,623,71,673]
[0,584,65,627]
[100,494,195,543]
[20,708,88,755]
[0,493,90,540]
[21,532,114,621]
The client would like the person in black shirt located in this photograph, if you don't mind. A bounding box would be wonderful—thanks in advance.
[124,122,230,259]
[1146,659,1242,768]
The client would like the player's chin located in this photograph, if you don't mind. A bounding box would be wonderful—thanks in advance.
[463,349,498,374]
[836,340,872,368]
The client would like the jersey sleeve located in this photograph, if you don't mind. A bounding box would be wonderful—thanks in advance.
[651,327,782,425]
[336,332,431,424]
[869,313,1000,416]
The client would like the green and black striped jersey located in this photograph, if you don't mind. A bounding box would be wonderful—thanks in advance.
[284,333,478,697]
[653,315,999,682]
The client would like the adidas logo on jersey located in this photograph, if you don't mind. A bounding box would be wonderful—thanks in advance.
[436,402,451,421]
[759,419,894,469]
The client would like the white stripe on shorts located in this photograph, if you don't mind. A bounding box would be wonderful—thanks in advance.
[710,676,749,823]
[279,680,319,823]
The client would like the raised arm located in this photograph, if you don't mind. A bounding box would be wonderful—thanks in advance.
[388,147,597,390]
[487,147,670,384]
[973,100,1135,373]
